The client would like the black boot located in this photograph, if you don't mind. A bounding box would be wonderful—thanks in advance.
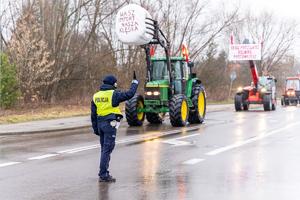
[99,175,116,183]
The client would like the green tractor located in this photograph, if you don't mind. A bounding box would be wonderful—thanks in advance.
[125,21,206,127]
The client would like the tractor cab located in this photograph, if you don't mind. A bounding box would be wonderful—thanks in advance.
[258,76,276,96]
[286,78,300,91]
[148,57,192,97]
[281,76,300,106]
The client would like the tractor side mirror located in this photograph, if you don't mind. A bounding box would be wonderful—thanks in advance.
[188,61,194,68]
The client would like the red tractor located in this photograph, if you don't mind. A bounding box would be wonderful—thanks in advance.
[234,60,277,111]
[281,76,300,106]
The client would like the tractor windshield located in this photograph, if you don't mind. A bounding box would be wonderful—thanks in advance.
[286,79,300,90]
[151,61,169,80]
[258,76,270,90]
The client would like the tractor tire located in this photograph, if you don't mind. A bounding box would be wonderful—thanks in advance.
[146,113,163,124]
[285,100,290,106]
[281,98,284,106]
[169,94,189,127]
[263,94,272,111]
[272,102,276,110]
[272,103,276,110]
[234,94,243,111]
[125,94,145,126]
[242,91,249,111]
[243,103,249,111]
[188,85,206,124]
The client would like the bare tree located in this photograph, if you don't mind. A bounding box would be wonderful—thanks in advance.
[7,7,55,102]
[229,11,297,73]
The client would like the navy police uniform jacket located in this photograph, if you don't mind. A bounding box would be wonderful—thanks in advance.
[91,83,138,135]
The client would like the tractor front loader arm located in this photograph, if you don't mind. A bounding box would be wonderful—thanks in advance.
[249,60,259,89]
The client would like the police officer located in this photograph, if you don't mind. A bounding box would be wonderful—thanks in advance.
[91,74,138,182]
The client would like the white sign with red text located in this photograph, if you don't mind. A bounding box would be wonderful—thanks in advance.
[229,44,261,61]
[115,4,154,45]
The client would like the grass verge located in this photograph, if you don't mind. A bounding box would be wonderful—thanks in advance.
[0,105,90,124]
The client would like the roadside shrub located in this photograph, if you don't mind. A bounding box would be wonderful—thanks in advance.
[0,53,19,109]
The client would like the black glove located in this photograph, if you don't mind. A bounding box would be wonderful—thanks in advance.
[93,130,99,136]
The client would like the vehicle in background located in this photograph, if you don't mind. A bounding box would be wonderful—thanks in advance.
[281,76,300,106]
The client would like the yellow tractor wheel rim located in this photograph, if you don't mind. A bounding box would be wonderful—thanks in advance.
[181,100,188,121]
[137,100,144,121]
[198,92,205,117]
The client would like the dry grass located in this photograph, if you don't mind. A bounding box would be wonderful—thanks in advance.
[0,105,90,124]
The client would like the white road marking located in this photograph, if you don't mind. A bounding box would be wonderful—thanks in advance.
[28,153,59,160]
[163,139,192,146]
[182,158,204,165]
[57,144,100,154]
[171,133,200,140]
[206,121,300,156]
[2,125,202,168]
[0,162,21,168]
[64,145,100,154]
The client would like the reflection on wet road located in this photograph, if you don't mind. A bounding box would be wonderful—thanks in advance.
[1,106,300,199]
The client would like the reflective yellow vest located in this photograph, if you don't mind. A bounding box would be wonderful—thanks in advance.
[93,90,122,116]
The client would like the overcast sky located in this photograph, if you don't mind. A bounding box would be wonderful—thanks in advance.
[222,0,300,20]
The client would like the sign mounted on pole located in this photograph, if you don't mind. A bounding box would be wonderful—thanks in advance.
[230,71,237,81]
[228,44,261,61]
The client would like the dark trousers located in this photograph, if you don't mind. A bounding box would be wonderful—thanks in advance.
[98,121,116,178]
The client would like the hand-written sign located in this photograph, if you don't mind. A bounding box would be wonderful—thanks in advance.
[118,9,138,34]
[116,4,154,45]
[229,44,261,61]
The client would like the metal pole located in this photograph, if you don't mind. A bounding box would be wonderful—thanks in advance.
[0,24,3,106]
[228,80,233,100]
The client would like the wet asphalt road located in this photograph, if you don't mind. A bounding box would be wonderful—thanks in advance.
[1,105,300,200]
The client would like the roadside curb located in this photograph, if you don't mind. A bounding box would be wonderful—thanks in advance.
[0,104,232,136]
[0,125,91,136]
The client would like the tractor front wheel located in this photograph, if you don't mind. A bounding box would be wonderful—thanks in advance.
[170,94,189,127]
[272,100,276,110]
[281,97,285,106]
[234,94,243,111]
[263,94,272,111]
[125,94,145,126]
[188,85,206,124]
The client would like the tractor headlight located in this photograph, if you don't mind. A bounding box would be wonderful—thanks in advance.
[261,87,267,93]
[146,91,153,96]
[237,87,243,92]
[153,91,160,96]
[287,90,295,96]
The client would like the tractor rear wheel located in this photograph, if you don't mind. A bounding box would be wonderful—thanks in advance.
[234,94,243,111]
[272,100,276,110]
[243,103,249,111]
[125,94,145,126]
[263,94,272,111]
[188,85,206,124]
[146,113,164,124]
[170,94,189,127]
[281,97,285,106]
